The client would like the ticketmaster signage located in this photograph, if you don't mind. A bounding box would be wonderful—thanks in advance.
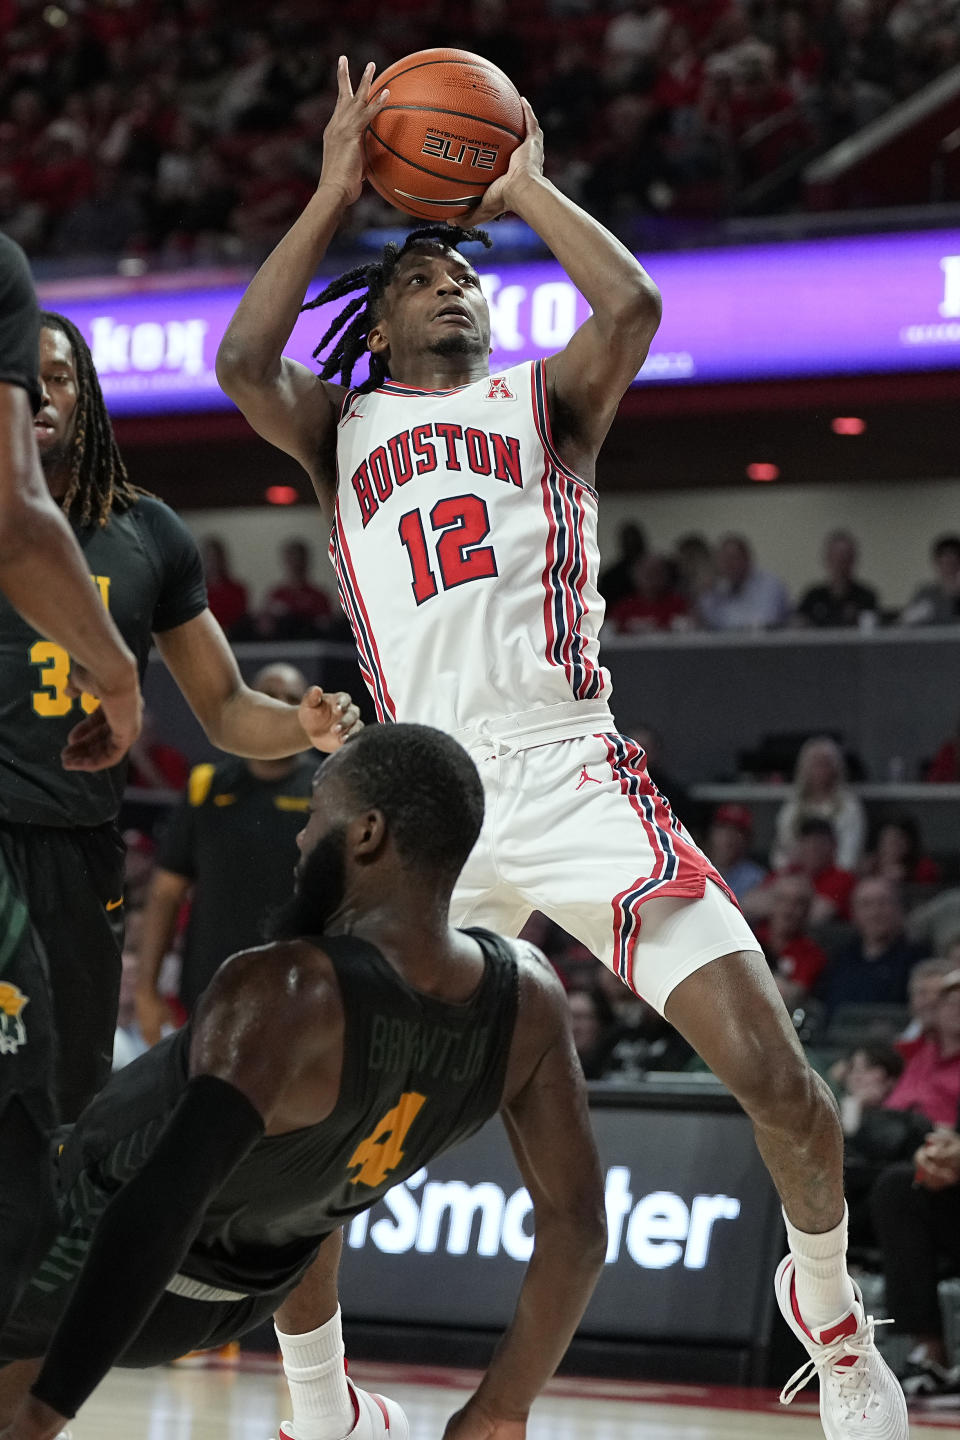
[338,1101,783,1344]
[36,229,960,416]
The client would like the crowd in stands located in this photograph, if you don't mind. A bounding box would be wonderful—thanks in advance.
[201,534,334,641]
[1,0,957,265]
[197,523,960,648]
[543,725,960,1391]
[601,525,960,635]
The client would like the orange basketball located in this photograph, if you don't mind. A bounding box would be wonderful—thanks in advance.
[364,48,524,221]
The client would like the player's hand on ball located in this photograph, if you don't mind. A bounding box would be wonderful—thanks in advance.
[299,686,363,752]
[319,56,389,205]
[463,97,544,226]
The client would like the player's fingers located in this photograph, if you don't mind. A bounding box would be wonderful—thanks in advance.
[520,96,539,130]
[304,687,328,714]
[336,55,353,101]
[356,60,377,102]
[363,85,389,119]
[65,664,94,699]
[335,703,362,735]
[63,711,104,745]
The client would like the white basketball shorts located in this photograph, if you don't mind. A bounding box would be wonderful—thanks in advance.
[451,730,762,1015]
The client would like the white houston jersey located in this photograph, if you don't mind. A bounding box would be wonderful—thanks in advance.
[330,359,611,734]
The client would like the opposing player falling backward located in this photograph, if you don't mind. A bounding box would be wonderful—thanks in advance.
[0,725,605,1440]
[217,55,908,1440]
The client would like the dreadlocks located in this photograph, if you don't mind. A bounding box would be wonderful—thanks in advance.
[39,311,146,528]
[300,225,493,391]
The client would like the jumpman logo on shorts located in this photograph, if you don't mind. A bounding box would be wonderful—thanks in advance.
[576,767,601,791]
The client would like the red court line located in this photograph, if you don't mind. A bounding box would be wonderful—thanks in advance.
[226,1354,958,1429]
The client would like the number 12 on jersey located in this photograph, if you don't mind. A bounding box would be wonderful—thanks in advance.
[398,495,498,606]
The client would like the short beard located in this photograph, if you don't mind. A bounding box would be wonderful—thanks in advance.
[427,332,487,360]
[39,438,70,476]
[267,825,347,942]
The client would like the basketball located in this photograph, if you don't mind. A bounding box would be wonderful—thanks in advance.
[363,48,524,221]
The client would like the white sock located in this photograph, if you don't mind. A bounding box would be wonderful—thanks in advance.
[784,1204,857,1333]
[275,1308,355,1440]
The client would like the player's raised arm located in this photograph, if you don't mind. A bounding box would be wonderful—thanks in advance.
[467,100,661,476]
[443,956,607,1440]
[216,58,389,495]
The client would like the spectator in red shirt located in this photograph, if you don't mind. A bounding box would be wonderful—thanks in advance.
[610,552,691,634]
[259,539,333,640]
[753,872,828,1009]
[884,971,960,1129]
[652,24,705,109]
[898,957,958,1061]
[200,536,251,639]
[19,130,94,218]
[861,816,941,888]
[776,8,824,99]
[925,711,960,782]
[745,816,856,925]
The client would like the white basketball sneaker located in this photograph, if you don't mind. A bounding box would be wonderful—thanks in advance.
[776,1256,909,1439]
[277,1378,410,1440]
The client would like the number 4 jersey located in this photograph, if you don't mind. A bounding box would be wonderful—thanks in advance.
[0,497,207,826]
[51,928,519,1297]
[332,359,612,737]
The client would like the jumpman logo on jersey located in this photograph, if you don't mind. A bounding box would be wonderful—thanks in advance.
[342,396,365,425]
[576,767,602,791]
[485,376,515,402]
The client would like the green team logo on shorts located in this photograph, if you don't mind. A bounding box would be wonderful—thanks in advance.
[0,981,29,1055]
[0,862,30,1054]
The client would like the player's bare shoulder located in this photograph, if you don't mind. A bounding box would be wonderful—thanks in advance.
[189,939,346,1129]
[500,935,576,1105]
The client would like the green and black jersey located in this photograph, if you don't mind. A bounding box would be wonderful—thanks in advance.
[0,497,206,827]
[52,929,520,1297]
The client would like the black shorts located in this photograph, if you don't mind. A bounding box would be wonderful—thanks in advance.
[1,1262,286,1366]
[0,822,125,1122]
[0,842,58,1135]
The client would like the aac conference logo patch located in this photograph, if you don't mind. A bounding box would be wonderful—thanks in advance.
[484,376,515,402]
[0,982,29,1055]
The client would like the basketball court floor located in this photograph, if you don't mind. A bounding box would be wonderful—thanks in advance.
[70,1358,960,1438]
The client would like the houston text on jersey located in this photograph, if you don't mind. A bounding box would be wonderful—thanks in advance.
[348,423,523,528]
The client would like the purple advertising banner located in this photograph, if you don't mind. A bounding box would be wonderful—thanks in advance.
[37,229,960,416]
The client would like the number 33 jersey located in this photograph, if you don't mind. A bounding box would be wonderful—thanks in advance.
[332,360,612,734]
[0,497,207,827]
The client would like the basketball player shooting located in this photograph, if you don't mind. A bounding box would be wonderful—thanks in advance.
[217,57,908,1440]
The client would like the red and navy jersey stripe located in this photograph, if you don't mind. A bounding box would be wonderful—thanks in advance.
[532,361,602,702]
[603,733,678,989]
[377,379,468,397]
[601,734,738,992]
[330,500,396,723]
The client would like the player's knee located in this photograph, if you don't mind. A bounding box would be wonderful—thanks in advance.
[741,1050,826,1136]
